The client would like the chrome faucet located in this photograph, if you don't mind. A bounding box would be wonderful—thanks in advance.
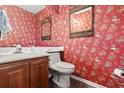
[14,44,22,53]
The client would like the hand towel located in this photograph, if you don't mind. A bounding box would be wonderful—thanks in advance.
[0,10,12,39]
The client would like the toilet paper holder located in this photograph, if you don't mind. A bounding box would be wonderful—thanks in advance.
[113,66,124,78]
[110,66,124,86]
[121,73,124,77]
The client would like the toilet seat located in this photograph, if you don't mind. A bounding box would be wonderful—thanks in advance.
[55,62,74,69]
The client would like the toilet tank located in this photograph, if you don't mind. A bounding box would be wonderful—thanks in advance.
[49,53,61,66]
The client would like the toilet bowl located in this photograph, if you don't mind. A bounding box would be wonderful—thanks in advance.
[48,53,75,88]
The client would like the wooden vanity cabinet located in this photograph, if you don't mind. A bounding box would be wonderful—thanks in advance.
[30,57,48,88]
[0,56,48,88]
[0,61,29,88]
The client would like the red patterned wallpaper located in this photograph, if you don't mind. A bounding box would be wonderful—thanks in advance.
[0,5,36,47]
[0,5,124,88]
[35,5,124,88]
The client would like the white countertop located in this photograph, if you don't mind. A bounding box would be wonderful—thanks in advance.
[0,52,49,64]
[0,46,64,64]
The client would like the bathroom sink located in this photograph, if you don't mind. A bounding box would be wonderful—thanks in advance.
[12,51,23,54]
[0,52,23,56]
[0,52,13,56]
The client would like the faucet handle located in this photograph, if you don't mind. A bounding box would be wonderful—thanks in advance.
[16,44,22,48]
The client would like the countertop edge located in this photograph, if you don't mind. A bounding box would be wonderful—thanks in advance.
[0,53,50,64]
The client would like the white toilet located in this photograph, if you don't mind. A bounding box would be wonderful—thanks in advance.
[48,53,75,88]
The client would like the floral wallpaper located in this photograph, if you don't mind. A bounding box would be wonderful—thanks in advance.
[0,5,124,88]
[35,5,124,88]
[0,5,36,47]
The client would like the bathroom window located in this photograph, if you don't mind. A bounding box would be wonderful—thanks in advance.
[41,16,51,40]
[69,5,94,38]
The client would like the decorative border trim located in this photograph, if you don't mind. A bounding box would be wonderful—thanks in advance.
[71,75,107,88]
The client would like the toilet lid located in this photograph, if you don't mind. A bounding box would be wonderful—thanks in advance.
[55,62,74,69]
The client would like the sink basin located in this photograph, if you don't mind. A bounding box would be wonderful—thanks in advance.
[0,52,23,56]
[0,52,13,56]
[13,51,23,54]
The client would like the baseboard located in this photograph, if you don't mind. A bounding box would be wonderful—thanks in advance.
[71,75,107,88]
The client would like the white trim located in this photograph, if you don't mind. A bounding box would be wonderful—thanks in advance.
[71,75,107,88]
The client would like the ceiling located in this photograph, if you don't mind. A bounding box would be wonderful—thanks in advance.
[17,5,45,14]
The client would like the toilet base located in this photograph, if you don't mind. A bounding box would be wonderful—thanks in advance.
[52,72,71,88]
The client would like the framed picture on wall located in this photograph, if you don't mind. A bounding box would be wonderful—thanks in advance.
[69,5,94,38]
[41,16,51,40]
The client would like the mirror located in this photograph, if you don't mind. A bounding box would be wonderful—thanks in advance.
[69,5,94,38]
[41,16,51,40]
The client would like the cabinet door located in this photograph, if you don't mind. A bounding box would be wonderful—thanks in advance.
[30,57,48,88]
[0,62,29,88]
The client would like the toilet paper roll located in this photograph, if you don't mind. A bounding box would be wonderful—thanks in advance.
[114,68,124,78]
